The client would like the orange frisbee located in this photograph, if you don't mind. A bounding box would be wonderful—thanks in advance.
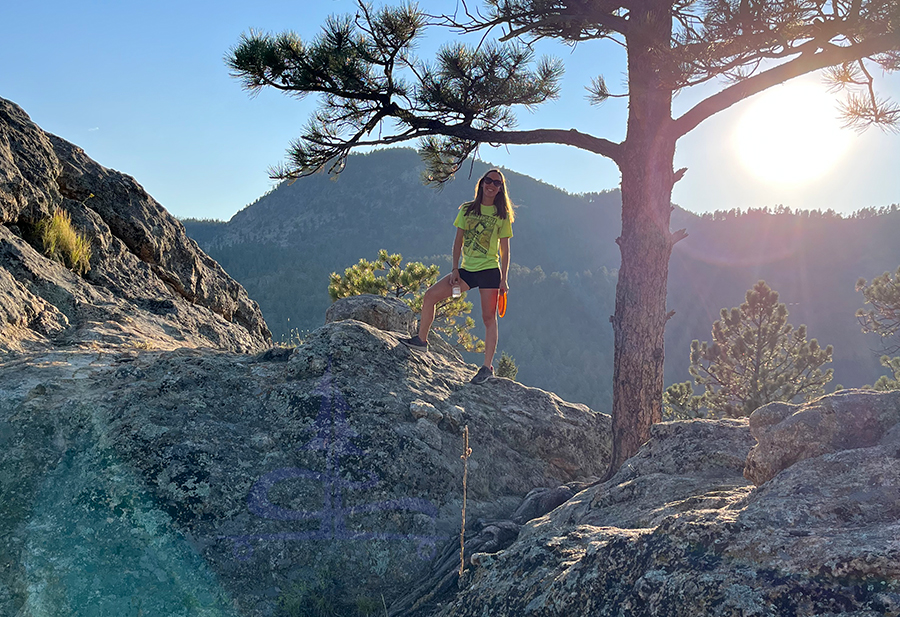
[498,290,507,318]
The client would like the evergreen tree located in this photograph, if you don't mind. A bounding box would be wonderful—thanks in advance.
[329,249,483,352]
[857,267,900,390]
[857,266,900,353]
[496,352,519,381]
[228,1,899,474]
[688,281,834,418]
[328,249,439,302]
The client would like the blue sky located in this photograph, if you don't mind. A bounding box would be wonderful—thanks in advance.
[2,0,898,220]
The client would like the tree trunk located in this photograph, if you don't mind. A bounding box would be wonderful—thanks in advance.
[607,1,679,475]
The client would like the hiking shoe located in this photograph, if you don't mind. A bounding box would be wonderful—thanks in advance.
[470,365,494,384]
[400,335,428,353]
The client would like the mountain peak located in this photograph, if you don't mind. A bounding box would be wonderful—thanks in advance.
[0,97,271,352]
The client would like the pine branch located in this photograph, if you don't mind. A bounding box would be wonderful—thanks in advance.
[673,29,900,139]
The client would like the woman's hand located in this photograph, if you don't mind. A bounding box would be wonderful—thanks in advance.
[500,277,509,293]
[450,268,461,287]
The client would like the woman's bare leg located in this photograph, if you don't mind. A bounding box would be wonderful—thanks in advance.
[480,288,500,368]
[418,274,470,341]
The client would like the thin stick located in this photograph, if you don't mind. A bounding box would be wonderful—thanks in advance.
[460,425,472,577]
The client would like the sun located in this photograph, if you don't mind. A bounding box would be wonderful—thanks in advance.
[732,81,852,186]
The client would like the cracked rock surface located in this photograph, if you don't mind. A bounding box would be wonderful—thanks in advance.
[0,97,270,353]
[432,395,900,617]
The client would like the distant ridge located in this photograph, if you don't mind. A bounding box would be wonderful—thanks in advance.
[183,148,900,407]
[208,148,627,274]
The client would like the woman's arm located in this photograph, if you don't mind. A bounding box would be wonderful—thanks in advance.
[451,227,464,285]
[499,237,510,291]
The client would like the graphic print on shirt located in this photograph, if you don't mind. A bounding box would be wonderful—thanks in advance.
[462,215,496,258]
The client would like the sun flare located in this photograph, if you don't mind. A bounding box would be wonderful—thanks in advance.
[733,82,852,186]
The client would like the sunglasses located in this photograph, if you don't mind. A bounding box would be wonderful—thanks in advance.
[482,177,503,187]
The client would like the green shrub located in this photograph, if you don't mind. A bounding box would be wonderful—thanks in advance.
[329,249,483,352]
[496,351,518,380]
[35,208,92,274]
[662,381,707,420]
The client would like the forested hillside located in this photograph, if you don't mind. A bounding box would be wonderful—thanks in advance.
[667,206,900,389]
[183,148,900,410]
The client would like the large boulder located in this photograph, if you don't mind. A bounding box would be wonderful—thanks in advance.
[0,97,270,352]
[0,318,610,617]
[325,293,415,335]
[744,389,900,485]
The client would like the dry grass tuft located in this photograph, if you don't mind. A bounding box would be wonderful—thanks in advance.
[36,208,92,274]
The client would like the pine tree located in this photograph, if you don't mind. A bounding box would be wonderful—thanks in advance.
[328,249,483,352]
[228,1,899,474]
[857,267,900,390]
[857,266,900,353]
[688,281,834,418]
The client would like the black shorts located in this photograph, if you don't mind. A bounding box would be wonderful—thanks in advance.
[459,268,501,290]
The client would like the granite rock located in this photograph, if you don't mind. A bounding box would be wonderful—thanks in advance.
[426,411,900,617]
[0,318,610,616]
[744,389,900,485]
[0,97,270,352]
[325,293,416,335]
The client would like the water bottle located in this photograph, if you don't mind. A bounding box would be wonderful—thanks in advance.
[452,285,461,298]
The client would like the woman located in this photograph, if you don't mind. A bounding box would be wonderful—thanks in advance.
[402,169,514,384]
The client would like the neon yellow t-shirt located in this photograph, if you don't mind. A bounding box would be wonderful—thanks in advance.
[453,202,513,272]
